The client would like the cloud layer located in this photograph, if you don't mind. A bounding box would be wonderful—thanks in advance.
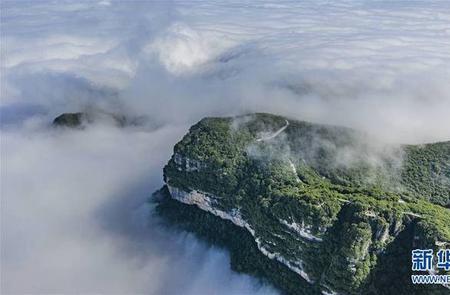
[1,123,277,294]
[1,0,450,294]
[3,0,450,142]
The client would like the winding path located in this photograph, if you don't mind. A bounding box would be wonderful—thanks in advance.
[256,120,289,142]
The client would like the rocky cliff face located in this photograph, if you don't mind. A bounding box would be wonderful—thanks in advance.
[156,113,450,295]
[166,185,314,282]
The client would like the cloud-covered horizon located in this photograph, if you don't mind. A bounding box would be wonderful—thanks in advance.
[2,1,450,294]
[3,0,450,142]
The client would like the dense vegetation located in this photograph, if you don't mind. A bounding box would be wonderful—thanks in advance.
[52,111,138,128]
[157,113,450,295]
[402,142,450,207]
[53,112,85,127]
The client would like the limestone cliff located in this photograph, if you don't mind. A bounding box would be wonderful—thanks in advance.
[156,113,450,295]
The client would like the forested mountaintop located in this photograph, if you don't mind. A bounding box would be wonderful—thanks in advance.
[168,113,449,208]
[156,113,449,295]
[52,111,146,128]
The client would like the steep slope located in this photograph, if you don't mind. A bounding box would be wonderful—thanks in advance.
[155,113,450,295]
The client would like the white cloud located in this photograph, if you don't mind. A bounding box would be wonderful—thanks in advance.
[3,1,450,142]
[1,123,276,294]
[1,0,450,294]
[147,22,233,75]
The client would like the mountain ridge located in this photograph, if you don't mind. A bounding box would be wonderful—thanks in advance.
[155,113,449,294]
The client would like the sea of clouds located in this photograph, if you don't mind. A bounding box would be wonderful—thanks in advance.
[1,0,450,294]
